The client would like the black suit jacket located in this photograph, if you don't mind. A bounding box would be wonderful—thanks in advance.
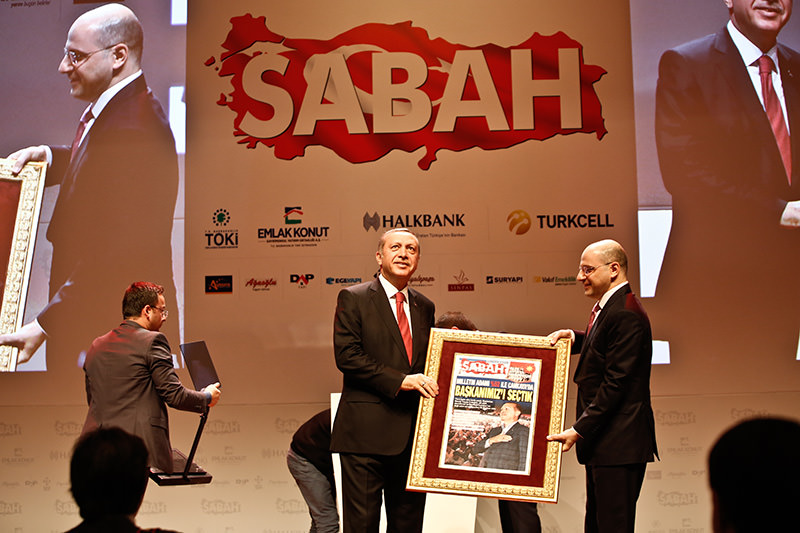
[571,285,658,466]
[38,75,179,371]
[474,422,529,471]
[655,28,800,290]
[81,320,207,473]
[330,278,435,456]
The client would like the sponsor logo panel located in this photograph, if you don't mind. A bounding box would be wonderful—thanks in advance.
[205,208,239,249]
[258,206,330,248]
[206,275,234,294]
[448,270,474,292]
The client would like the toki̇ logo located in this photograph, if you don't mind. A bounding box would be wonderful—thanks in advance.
[213,208,231,226]
[206,208,239,249]
[208,16,606,170]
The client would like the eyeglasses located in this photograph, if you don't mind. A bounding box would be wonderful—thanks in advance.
[149,305,169,318]
[63,44,117,67]
[578,262,612,276]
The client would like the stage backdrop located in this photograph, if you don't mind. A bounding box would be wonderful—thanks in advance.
[185,0,639,406]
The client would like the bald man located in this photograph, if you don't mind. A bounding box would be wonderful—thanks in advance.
[1,4,180,375]
[547,240,658,533]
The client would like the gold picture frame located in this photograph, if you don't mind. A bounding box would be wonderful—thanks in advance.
[407,328,571,502]
[0,158,46,372]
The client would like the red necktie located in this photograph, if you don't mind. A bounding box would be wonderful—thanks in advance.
[587,302,600,333]
[758,55,792,184]
[70,106,93,162]
[395,292,413,364]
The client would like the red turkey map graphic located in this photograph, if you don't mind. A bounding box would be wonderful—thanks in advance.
[206,15,607,170]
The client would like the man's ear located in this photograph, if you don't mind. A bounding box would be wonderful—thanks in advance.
[110,43,129,70]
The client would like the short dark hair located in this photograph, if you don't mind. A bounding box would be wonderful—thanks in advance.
[708,417,800,532]
[435,311,477,331]
[122,281,163,319]
[70,427,149,520]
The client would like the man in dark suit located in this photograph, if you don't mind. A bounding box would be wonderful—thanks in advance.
[331,228,437,532]
[474,402,529,471]
[654,0,799,364]
[547,240,658,533]
[0,4,179,376]
[81,281,220,473]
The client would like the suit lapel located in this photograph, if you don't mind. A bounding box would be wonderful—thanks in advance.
[712,30,772,131]
[408,288,424,366]
[574,285,632,378]
[778,45,800,187]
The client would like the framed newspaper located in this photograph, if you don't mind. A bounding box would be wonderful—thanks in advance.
[407,328,571,502]
[0,158,46,372]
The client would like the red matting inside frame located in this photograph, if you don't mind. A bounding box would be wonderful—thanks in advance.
[422,340,557,487]
[0,179,22,294]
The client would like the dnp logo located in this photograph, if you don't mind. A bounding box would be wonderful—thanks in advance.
[290,274,315,287]
[206,275,234,294]
[208,16,607,170]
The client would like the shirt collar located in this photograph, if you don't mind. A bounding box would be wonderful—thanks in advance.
[597,281,628,310]
[89,69,143,118]
[378,273,408,301]
[727,20,779,68]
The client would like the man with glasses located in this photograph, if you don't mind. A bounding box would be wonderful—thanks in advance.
[546,240,657,533]
[80,281,220,474]
[0,4,180,379]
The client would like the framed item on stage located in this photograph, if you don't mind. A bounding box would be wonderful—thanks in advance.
[407,328,571,502]
[0,158,46,372]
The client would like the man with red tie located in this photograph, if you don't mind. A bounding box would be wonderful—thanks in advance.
[547,239,658,533]
[653,0,800,366]
[331,228,437,532]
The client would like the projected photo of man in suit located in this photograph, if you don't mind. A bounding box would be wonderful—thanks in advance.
[653,0,800,369]
[0,3,180,377]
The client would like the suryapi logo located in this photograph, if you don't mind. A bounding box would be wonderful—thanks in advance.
[208,16,607,170]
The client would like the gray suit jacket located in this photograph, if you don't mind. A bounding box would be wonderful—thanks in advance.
[81,320,207,472]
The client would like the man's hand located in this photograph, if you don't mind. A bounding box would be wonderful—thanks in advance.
[203,382,221,407]
[547,329,574,346]
[780,200,800,227]
[7,146,48,175]
[0,321,47,365]
[546,427,581,453]
[486,434,513,446]
[400,373,440,399]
